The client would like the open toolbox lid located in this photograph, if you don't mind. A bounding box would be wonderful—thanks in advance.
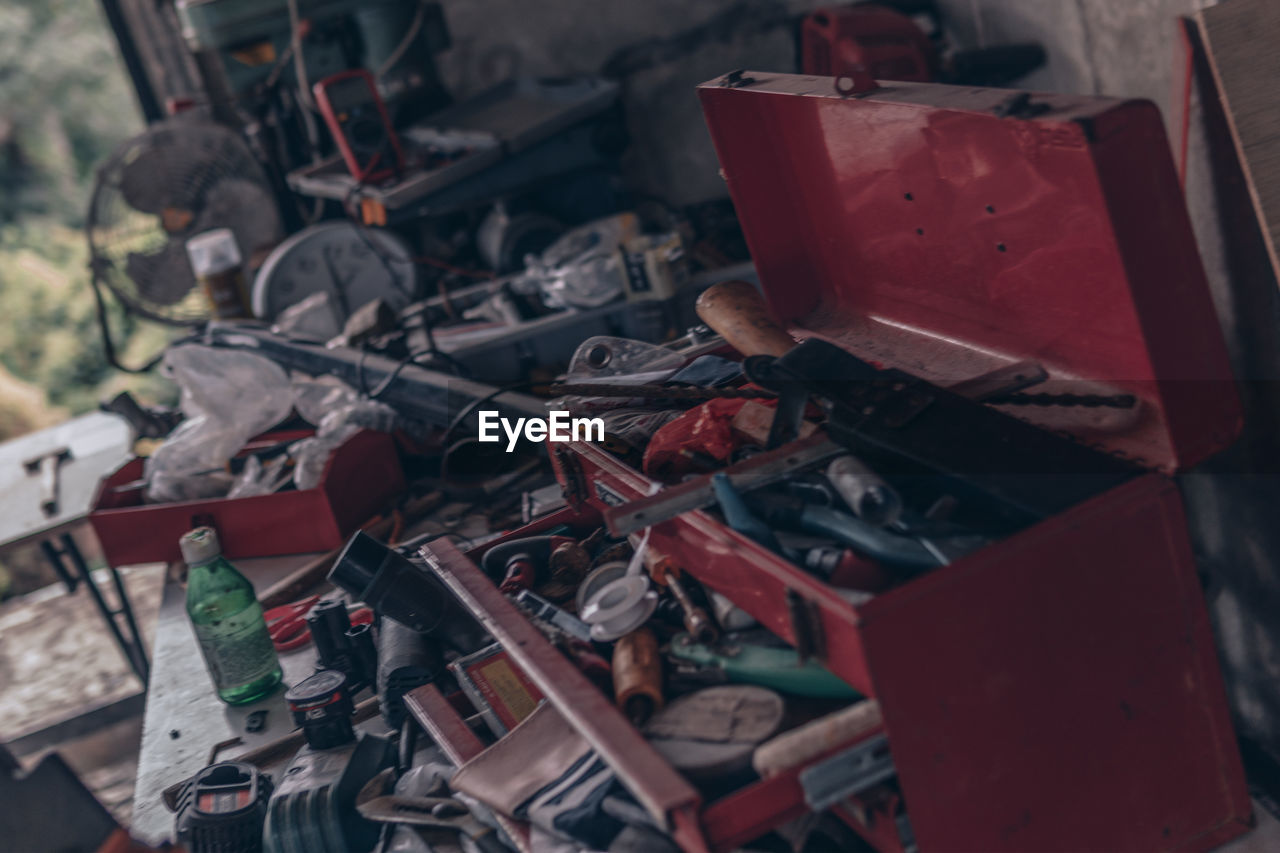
[697,72,1241,473]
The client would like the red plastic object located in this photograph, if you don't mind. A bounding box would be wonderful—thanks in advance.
[89,429,404,565]
[642,397,750,479]
[801,5,936,83]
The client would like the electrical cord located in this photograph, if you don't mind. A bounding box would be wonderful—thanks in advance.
[340,183,492,363]
[286,0,316,113]
[438,381,537,490]
[88,268,199,373]
[376,0,429,78]
[285,0,328,224]
[354,345,471,400]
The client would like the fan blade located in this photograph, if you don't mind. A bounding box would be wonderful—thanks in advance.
[125,242,197,307]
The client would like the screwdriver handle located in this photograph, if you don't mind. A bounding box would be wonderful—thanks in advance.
[695,280,797,358]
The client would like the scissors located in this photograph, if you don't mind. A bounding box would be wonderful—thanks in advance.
[264,594,373,652]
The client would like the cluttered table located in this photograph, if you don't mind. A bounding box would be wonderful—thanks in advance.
[127,498,500,848]
[61,57,1269,853]
[130,552,353,846]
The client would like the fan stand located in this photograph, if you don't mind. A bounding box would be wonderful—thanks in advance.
[87,263,194,374]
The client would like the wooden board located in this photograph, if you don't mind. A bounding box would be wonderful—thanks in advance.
[1195,0,1280,287]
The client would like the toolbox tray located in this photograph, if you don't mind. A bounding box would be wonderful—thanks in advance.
[530,73,1251,852]
[90,429,404,565]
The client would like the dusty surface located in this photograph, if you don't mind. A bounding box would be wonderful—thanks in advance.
[1,561,163,825]
[0,562,163,742]
[129,553,331,846]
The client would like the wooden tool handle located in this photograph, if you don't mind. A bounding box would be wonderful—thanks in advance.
[695,280,797,358]
[752,699,882,777]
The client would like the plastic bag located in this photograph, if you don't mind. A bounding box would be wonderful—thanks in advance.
[289,374,399,491]
[515,214,641,309]
[291,373,361,427]
[144,346,294,502]
[271,292,341,341]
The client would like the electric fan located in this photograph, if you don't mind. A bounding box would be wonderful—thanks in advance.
[86,119,284,351]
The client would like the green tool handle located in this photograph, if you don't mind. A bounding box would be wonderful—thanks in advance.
[669,634,859,699]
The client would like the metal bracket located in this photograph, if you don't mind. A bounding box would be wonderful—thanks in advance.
[554,447,587,507]
[603,434,845,537]
[800,733,896,812]
[39,532,149,684]
[897,813,918,853]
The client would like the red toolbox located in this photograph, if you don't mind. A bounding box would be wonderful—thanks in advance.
[408,72,1252,853]
[539,74,1250,850]
[90,429,404,565]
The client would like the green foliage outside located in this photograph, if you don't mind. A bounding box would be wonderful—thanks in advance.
[0,0,172,440]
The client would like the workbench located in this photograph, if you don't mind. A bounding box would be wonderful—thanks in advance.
[0,412,146,682]
[129,553,365,846]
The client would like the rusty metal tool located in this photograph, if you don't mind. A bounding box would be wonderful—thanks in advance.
[23,446,71,517]
[665,573,718,644]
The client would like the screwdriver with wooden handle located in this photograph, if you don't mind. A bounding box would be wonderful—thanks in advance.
[695,279,799,358]
[695,279,1051,400]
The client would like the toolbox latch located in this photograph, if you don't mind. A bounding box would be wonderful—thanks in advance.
[786,588,827,662]
[993,91,1052,119]
[719,69,757,88]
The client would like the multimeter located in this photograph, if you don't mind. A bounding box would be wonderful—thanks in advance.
[312,68,405,184]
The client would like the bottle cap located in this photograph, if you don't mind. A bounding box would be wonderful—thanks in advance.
[185,228,242,277]
[180,527,222,566]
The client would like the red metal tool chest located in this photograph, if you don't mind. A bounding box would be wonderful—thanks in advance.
[417,72,1253,852]
[91,429,404,564]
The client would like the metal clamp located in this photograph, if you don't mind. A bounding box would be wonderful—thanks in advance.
[799,733,896,811]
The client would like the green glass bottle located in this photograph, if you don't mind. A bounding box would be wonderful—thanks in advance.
[181,527,282,704]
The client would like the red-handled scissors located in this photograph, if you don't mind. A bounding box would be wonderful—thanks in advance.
[265,594,373,652]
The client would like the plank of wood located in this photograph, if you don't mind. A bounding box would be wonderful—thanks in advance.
[1195,0,1280,287]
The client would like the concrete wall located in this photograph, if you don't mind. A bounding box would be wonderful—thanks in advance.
[434,0,1280,758]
